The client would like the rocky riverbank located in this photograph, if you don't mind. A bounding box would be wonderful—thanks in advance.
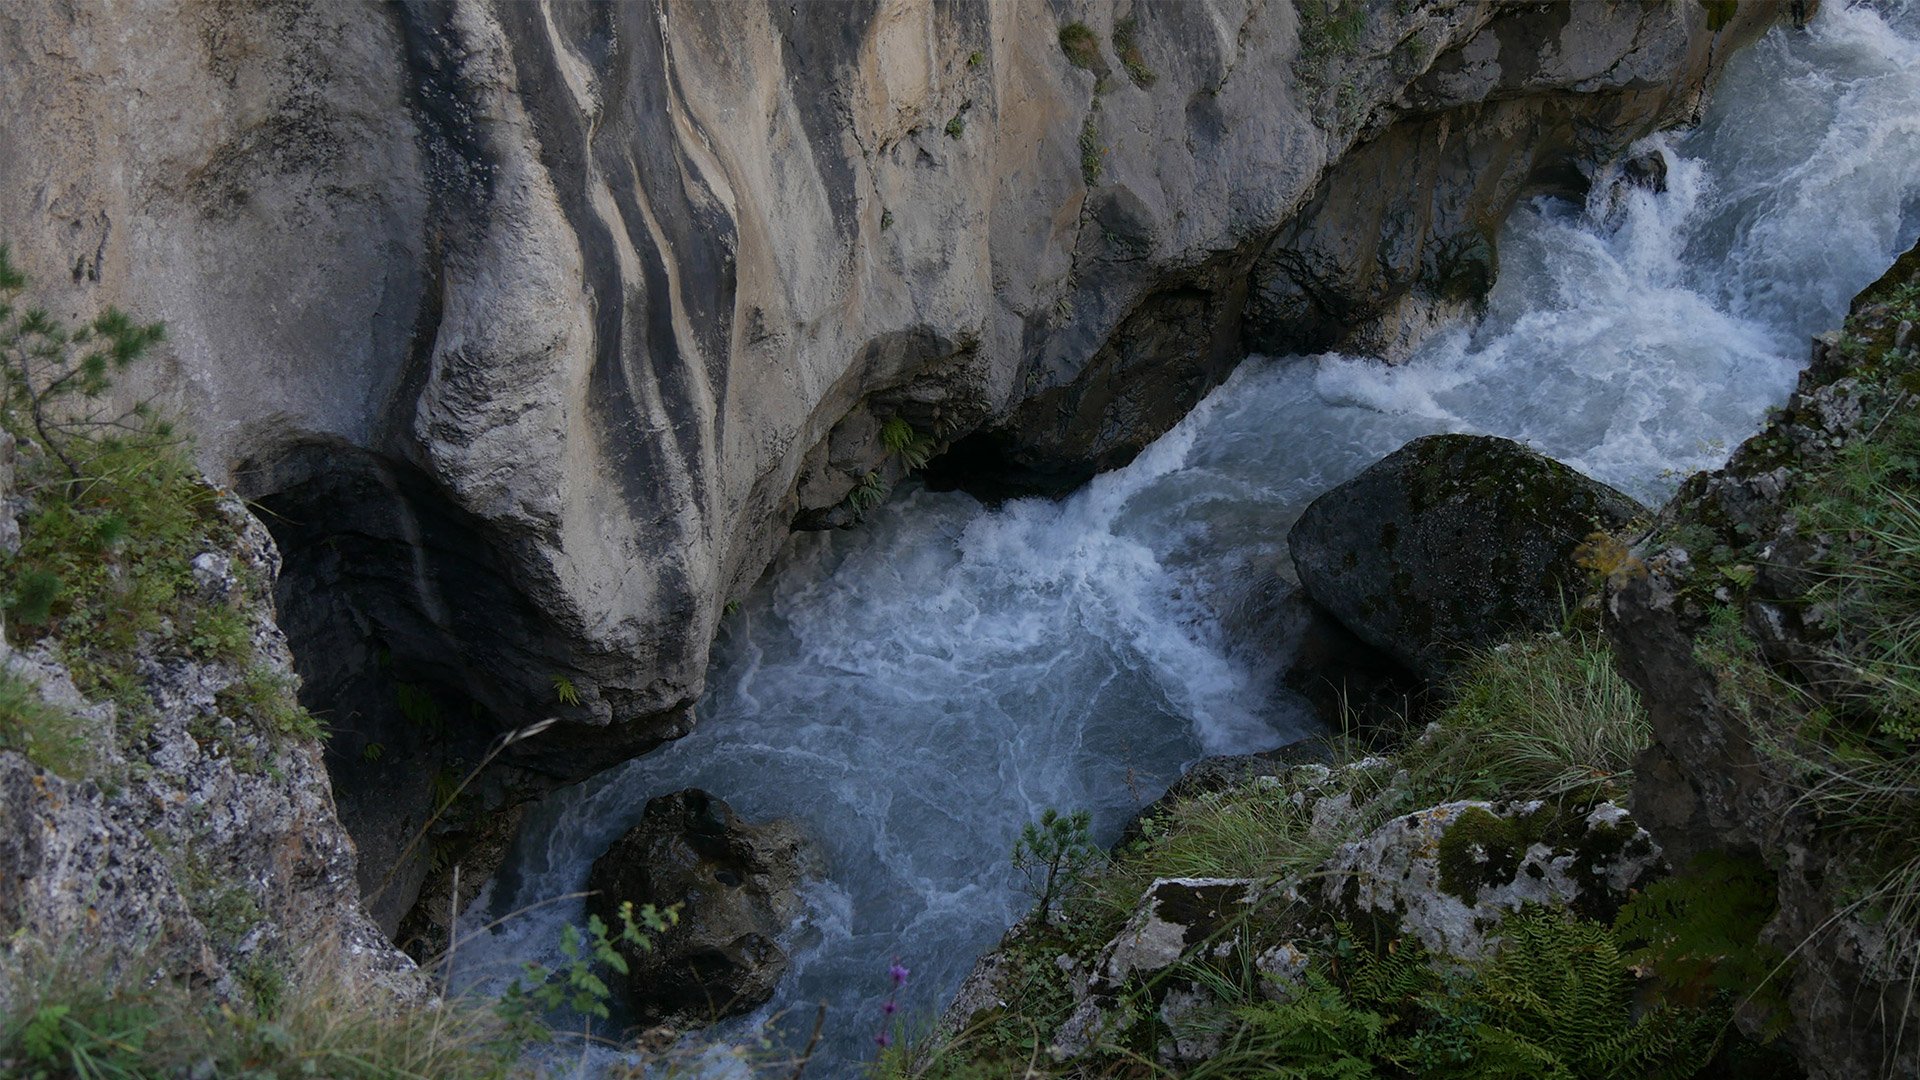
[920,238,1920,1079]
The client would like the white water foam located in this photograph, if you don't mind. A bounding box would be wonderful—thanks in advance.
[455,2,1920,1073]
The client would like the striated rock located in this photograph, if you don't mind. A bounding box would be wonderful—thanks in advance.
[586,789,821,1028]
[0,4,1799,891]
[1291,434,1644,682]
[1319,799,1662,960]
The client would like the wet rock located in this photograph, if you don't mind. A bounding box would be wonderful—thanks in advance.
[1290,434,1644,682]
[1620,148,1670,194]
[586,789,821,1028]
[1275,590,1427,742]
[1319,800,1662,961]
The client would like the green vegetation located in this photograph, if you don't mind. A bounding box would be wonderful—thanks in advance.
[945,115,965,139]
[0,244,320,779]
[881,416,935,471]
[499,901,677,1034]
[846,470,890,518]
[1410,634,1646,802]
[1012,808,1100,923]
[1058,22,1101,71]
[0,943,517,1080]
[1080,113,1106,185]
[1296,0,1368,60]
[2,899,685,1079]
[1188,911,1728,1080]
[0,666,101,778]
[1112,17,1155,89]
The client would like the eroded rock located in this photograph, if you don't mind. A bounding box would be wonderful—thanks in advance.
[586,789,821,1028]
[1290,434,1644,681]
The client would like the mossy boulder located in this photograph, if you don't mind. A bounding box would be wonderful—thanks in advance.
[1319,799,1662,960]
[1289,434,1644,682]
[586,789,821,1028]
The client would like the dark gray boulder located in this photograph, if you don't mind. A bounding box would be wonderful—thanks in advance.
[1289,434,1643,682]
[586,789,821,1028]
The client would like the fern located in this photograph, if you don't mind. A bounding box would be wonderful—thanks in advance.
[845,471,890,518]
[1614,851,1787,1025]
[1469,908,1723,1080]
[881,417,934,471]
[1193,972,1383,1079]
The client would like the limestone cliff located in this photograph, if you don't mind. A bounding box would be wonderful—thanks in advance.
[0,0,1797,929]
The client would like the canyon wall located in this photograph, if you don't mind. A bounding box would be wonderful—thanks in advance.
[0,0,1795,929]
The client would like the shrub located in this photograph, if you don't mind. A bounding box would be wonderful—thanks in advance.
[1012,807,1100,922]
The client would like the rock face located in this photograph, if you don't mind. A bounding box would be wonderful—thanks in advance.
[1291,434,1644,681]
[0,1,1793,924]
[1608,239,1920,1080]
[586,789,820,1027]
[0,500,415,1008]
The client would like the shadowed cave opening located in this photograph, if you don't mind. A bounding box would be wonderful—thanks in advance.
[236,439,566,946]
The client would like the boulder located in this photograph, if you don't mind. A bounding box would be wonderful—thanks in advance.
[586,789,821,1028]
[1289,434,1644,682]
[1319,799,1663,961]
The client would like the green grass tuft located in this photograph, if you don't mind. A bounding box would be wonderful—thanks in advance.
[1111,17,1155,88]
[1058,22,1101,70]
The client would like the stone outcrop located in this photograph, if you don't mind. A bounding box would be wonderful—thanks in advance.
[966,759,1665,1068]
[1291,433,1644,681]
[1319,798,1661,959]
[0,0,1795,925]
[585,788,821,1027]
[1607,239,1920,1080]
[0,498,415,1007]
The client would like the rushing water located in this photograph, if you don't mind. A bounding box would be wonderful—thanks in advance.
[456,2,1920,1073]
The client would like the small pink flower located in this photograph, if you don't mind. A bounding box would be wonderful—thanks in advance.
[889,962,910,987]
[882,1000,898,1016]
[874,1032,893,1048]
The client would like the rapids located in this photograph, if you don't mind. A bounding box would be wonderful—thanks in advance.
[455,2,1920,1072]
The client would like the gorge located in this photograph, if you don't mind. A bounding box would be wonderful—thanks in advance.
[456,1,1920,1070]
[2,0,1919,1077]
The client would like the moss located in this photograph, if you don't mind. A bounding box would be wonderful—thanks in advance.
[1436,806,1524,904]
